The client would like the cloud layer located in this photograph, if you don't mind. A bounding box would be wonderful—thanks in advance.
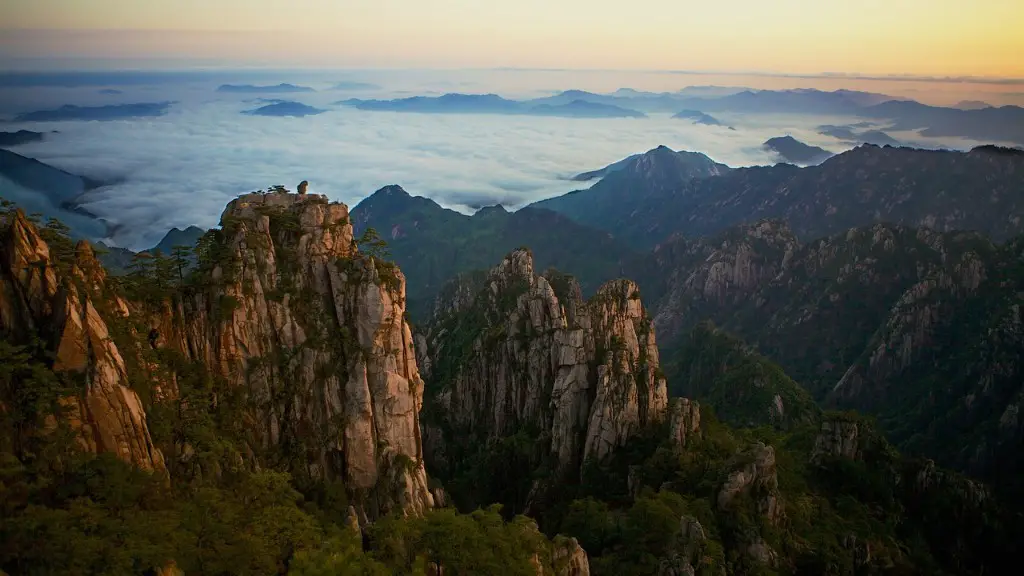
[3,85,989,249]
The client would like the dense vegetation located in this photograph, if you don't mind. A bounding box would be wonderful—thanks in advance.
[549,408,1015,576]
[420,304,1018,574]
[665,322,820,429]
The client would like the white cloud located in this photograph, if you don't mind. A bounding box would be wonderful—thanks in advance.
[5,87,985,249]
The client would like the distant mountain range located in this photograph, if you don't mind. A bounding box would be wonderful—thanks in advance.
[12,103,172,122]
[348,185,639,319]
[672,109,726,126]
[338,87,1024,144]
[953,100,992,110]
[341,93,646,118]
[0,130,45,147]
[818,124,901,146]
[857,101,1024,144]
[532,143,1024,249]
[0,148,107,238]
[331,81,381,91]
[762,136,834,164]
[532,145,732,246]
[217,83,315,94]
[244,101,325,117]
[97,225,207,273]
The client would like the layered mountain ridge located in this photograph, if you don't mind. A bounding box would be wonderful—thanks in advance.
[2,183,1020,574]
[535,143,1024,249]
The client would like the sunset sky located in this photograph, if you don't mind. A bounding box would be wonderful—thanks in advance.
[1,0,1022,76]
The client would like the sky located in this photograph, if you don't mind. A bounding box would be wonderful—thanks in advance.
[1,0,1023,76]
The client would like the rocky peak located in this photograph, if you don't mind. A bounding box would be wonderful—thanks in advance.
[154,191,433,518]
[491,247,535,289]
[4,210,60,321]
[718,442,782,524]
[811,416,864,463]
[0,209,166,474]
[552,537,591,576]
[658,515,709,576]
[623,146,730,185]
[420,249,675,509]
[667,398,701,451]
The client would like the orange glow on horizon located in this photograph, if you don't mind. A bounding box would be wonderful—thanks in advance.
[1,0,1022,77]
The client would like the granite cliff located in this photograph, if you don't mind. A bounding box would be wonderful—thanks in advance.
[416,249,684,512]
[1,191,434,520]
[0,209,166,473]
[153,191,433,518]
[641,217,1024,502]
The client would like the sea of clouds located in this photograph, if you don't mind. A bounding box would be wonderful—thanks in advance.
[0,70,997,249]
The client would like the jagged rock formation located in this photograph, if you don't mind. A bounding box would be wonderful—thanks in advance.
[717,442,783,525]
[552,537,591,576]
[418,249,672,508]
[2,189,437,520]
[149,191,433,518]
[811,417,864,462]
[658,516,716,576]
[0,210,166,473]
[667,398,701,450]
[639,219,798,344]
[642,220,1024,498]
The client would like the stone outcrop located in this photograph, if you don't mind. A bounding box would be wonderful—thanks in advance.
[420,249,673,495]
[552,536,591,576]
[811,417,863,462]
[667,398,701,451]
[0,210,166,473]
[658,515,711,576]
[151,191,432,518]
[717,443,782,525]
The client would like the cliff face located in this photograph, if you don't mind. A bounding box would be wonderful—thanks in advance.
[419,249,671,501]
[1,191,435,520]
[637,220,798,345]
[150,191,432,518]
[646,219,1024,500]
[0,210,166,473]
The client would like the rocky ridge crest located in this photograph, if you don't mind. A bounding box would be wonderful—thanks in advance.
[418,248,683,504]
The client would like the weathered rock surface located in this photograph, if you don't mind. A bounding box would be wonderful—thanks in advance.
[0,210,166,473]
[642,220,798,345]
[658,515,710,576]
[642,218,1024,496]
[552,536,591,576]
[718,442,783,525]
[667,398,701,451]
[420,249,674,497]
[152,191,433,518]
[811,417,864,462]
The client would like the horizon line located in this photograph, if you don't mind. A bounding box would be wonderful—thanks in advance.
[0,61,1023,86]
